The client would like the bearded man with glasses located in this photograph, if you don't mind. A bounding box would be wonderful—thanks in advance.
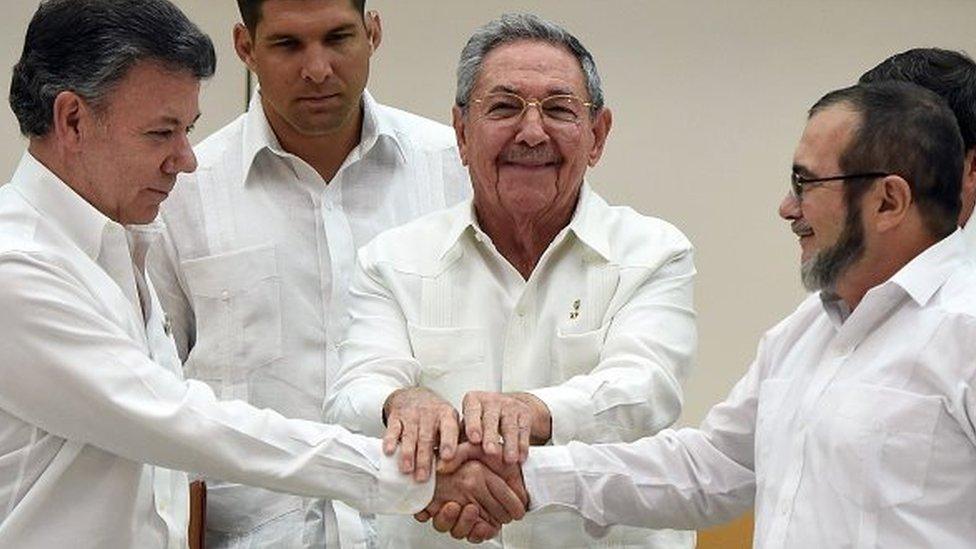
[325,12,697,548]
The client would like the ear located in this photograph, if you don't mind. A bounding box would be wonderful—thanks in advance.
[587,107,612,167]
[959,147,976,226]
[872,175,913,233]
[452,105,469,166]
[51,91,88,152]
[233,23,258,72]
[365,10,382,54]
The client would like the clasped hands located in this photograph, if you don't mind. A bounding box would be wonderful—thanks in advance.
[382,387,551,542]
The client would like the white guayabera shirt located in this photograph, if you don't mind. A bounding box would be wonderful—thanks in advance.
[524,231,976,548]
[327,184,697,548]
[0,153,433,549]
[149,91,469,547]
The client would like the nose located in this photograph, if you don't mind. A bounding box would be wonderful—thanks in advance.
[300,45,334,84]
[513,105,550,148]
[778,190,801,221]
[163,133,197,175]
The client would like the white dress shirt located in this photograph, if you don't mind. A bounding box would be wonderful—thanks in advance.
[524,230,976,548]
[326,185,697,548]
[0,152,433,548]
[148,90,469,547]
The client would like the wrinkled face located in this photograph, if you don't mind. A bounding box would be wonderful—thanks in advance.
[453,40,610,219]
[236,0,375,137]
[779,105,867,291]
[77,62,199,224]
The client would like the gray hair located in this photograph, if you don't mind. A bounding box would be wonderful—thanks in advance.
[455,13,604,112]
[9,0,216,137]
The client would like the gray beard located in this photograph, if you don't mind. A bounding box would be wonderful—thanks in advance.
[800,204,866,293]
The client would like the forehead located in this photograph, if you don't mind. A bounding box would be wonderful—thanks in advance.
[256,0,361,34]
[794,104,861,174]
[475,40,587,97]
[102,62,200,126]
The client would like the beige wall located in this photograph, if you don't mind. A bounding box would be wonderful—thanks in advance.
[2,1,975,427]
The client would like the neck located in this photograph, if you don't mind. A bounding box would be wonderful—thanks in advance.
[475,193,578,280]
[835,229,940,310]
[262,95,364,184]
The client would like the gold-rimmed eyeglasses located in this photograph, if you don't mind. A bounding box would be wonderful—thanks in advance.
[470,92,594,125]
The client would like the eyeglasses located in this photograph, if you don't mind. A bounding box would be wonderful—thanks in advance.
[470,92,594,125]
[789,171,889,201]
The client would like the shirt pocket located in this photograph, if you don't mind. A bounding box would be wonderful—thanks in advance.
[821,384,941,508]
[407,324,486,408]
[180,244,283,387]
[551,322,610,380]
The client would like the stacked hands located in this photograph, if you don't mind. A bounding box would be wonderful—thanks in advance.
[382,387,552,543]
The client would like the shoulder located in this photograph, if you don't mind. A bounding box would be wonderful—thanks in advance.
[587,190,693,266]
[374,102,458,153]
[357,202,467,269]
[0,185,44,257]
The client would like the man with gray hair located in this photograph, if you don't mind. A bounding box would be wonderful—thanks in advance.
[0,1,521,546]
[327,13,696,547]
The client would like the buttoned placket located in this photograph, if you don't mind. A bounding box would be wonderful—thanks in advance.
[763,287,903,547]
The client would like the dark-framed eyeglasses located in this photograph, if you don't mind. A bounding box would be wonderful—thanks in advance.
[789,171,889,201]
[470,92,594,125]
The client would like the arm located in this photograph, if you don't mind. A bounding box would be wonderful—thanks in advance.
[0,252,431,515]
[521,350,761,531]
[325,252,460,480]
[529,247,696,444]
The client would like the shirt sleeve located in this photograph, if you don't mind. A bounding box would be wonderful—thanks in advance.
[147,218,195,361]
[523,348,762,531]
[0,251,433,515]
[528,245,696,444]
[324,250,419,435]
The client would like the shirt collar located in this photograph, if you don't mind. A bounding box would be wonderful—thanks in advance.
[437,181,611,262]
[887,228,967,306]
[240,88,405,185]
[11,151,111,260]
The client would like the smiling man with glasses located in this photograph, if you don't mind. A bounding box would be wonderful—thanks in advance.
[325,13,697,548]
[421,80,976,549]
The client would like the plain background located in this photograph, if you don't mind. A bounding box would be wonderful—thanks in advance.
[2,1,975,429]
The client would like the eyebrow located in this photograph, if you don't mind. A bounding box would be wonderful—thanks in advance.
[154,113,201,127]
[264,23,359,42]
[486,84,579,97]
[792,163,815,177]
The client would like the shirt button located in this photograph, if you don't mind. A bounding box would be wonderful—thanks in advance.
[220,290,230,301]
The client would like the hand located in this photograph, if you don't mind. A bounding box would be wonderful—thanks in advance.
[383,387,459,481]
[416,457,527,542]
[462,391,551,463]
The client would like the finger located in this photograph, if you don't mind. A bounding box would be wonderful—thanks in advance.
[468,467,513,524]
[437,442,479,475]
[486,471,526,521]
[414,509,431,523]
[399,414,419,474]
[414,413,437,482]
[462,394,484,444]
[500,410,520,464]
[431,501,462,533]
[481,402,502,456]
[382,417,402,456]
[469,520,499,544]
[450,503,481,540]
[438,410,460,461]
[517,413,531,463]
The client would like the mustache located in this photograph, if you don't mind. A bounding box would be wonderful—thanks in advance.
[792,220,812,236]
[500,145,561,165]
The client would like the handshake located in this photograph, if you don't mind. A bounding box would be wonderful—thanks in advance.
[382,387,551,543]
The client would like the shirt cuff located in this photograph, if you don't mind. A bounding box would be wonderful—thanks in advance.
[523,445,577,512]
[527,386,597,444]
[371,440,436,514]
